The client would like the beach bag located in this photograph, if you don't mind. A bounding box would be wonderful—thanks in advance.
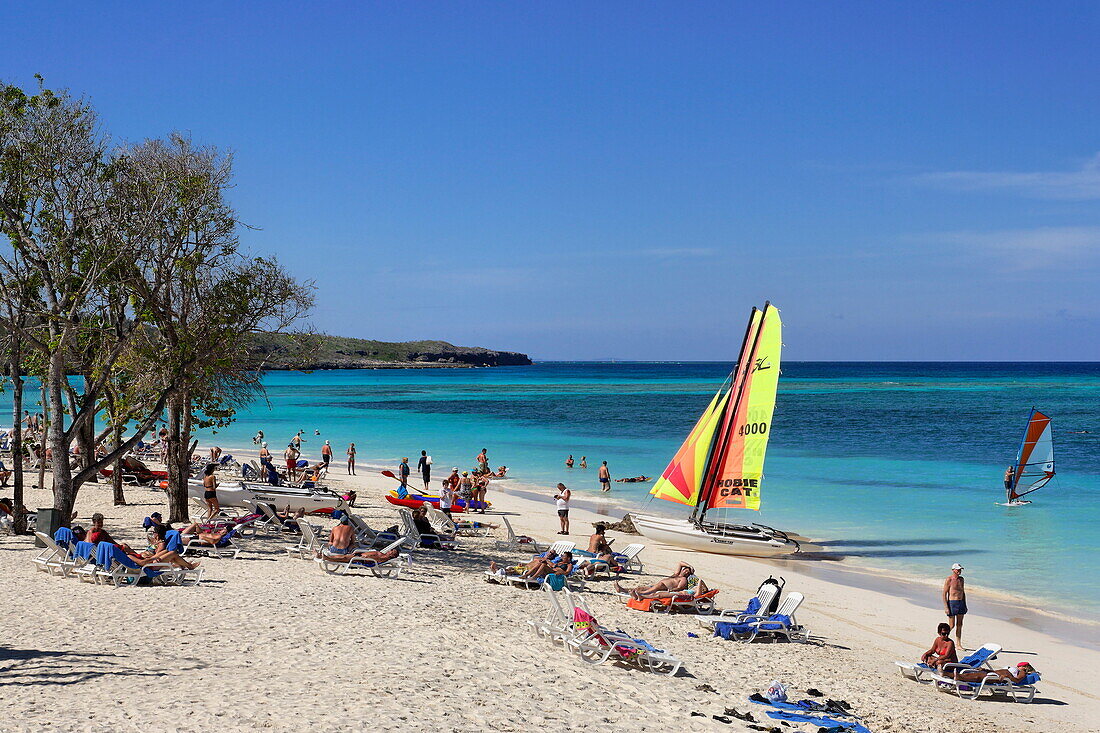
[765,681,788,704]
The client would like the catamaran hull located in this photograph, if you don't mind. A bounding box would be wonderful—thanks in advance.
[188,480,348,515]
[632,514,799,558]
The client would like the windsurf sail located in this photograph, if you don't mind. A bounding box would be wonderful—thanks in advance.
[1008,409,1055,502]
[703,303,783,512]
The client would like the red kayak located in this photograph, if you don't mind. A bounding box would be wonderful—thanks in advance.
[384,491,490,514]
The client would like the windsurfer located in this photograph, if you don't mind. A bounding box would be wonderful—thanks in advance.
[1004,465,1015,491]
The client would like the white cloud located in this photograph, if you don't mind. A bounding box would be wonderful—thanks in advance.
[930,226,1100,275]
[915,153,1100,200]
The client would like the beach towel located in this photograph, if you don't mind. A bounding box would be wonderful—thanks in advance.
[627,589,721,613]
[95,543,162,581]
[545,573,567,591]
[763,711,871,733]
[572,608,641,661]
[164,530,184,553]
[72,541,96,562]
[53,526,74,548]
[714,614,792,639]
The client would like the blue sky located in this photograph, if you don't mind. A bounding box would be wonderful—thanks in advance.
[3,3,1099,360]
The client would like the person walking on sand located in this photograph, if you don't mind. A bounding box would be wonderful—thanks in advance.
[943,562,967,649]
[346,443,356,475]
[598,461,611,492]
[418,450,432,490]
[566,455,574,468]
[554,483,571,535]
[321,440,332,468]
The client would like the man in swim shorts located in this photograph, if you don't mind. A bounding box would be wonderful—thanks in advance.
[943,562,967,649]
[598,461,611,492]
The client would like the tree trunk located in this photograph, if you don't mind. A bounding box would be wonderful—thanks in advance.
[165,393,189,524]
[9,350,27,534]
[112,423,126,505]
[47,354,76,526]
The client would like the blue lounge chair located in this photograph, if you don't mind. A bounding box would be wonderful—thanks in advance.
[68,541,100,582]
[713,592,808,643]
[896,642,1001,683]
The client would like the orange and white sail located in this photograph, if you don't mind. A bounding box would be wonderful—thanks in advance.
[1009,409,1055,502]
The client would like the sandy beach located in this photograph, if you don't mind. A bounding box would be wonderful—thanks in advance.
[1,462,1097,733]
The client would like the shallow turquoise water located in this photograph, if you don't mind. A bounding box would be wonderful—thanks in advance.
[9,362,1099,612]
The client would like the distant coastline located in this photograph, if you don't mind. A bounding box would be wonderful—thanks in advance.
[252,333,532,369]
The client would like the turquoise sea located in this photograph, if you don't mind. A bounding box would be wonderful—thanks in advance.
[9,362,1100,614]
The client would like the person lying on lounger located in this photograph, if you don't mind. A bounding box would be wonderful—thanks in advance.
[489,552,573,580]
[320,518,400,563]
[615,562,707,600]
[950,661,1037,684]
[133,525,201,570]
[614,476,651,483]
[921,623,958,672]
[178,522,231,545]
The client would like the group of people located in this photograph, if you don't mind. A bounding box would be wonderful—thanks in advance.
[564,456,614,492]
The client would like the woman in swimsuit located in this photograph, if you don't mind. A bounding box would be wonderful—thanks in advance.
[921,623,958,672]
[135,525,202,569]
[202,463,220,521]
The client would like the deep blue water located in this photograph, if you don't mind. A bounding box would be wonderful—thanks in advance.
[7,362,1099,612]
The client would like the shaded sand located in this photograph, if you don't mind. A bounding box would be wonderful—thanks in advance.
[1,465,1097,733]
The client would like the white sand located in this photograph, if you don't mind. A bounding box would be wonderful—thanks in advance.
[2,463,1097,733]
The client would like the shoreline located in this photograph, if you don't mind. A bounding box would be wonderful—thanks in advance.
[211,439,1100,638]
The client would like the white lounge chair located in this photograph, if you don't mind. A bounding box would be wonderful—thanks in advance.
[32,531,71,576]
[287,519,324,559]
[424,504,489,538]
[316,537,411,578]
[396,507,456,549]
[494,516,542,552]
[615,543,646,573]
[711,591,808,643]
[698,584,779,629]
[182,519,255,559]
[929,655,1039,703]
[566,607,683,676]
[535,540,575,559]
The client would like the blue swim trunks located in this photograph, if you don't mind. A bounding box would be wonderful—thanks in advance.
[948,599,968,616]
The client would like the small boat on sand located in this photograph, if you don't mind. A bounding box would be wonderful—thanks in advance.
[188,480,349,515]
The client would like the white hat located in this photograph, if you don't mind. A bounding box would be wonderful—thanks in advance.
[452,466,459,471]
[262,442,267,447]
[325,440,330,444]
[951,563,963,570]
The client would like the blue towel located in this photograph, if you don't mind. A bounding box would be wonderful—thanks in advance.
[53,526,74,548]
[714,614,792,639]
[95,543,161,580]
[764,711,871,733]
[164,530,183,553]
[73,541,97,561]
[960,647,997,667]
[1020,672,1041,685]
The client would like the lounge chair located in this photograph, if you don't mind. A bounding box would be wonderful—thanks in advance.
[699,584,780,629]
[182,519,254,559]
[424,504,488,538]
[929,656,1039,703]
[896,642,1001,683]
[316,537,411,578]
[396,507,456,549]
[32,528,74,575]
[567,607,683,676]
[342,511,400,549]
[613,543,646,573]
[534,540,575,559]
[712,592,808,643]
[287,519,324,559]
[62,540,99,580]
[494,516,542,552]
[93,543,184,587]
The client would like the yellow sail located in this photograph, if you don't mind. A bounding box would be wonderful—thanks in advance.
[708,304,782,511]
[650,309,762,506]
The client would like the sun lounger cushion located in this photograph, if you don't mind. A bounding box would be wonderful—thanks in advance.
[626,588,721,612]
[713,614,793,639]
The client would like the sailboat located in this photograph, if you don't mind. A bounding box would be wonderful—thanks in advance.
[999,409,1055,507]
[632,303,800,557]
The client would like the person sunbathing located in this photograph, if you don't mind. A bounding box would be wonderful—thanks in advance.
[615,562,707,600]
[178,522,231,546]
[614,475,652,483]
[950,661,1038,684]
[577,523,621,577]
[134,525,201,569]
[495,465,508,477]
[489,552,573,580]
[321,518,400,563]
[921,623,958,672]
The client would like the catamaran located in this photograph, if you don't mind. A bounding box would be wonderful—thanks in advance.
[999,409,1055,507]
[632,303,800,557]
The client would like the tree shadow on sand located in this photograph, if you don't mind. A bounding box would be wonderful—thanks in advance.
[0,646,201,687]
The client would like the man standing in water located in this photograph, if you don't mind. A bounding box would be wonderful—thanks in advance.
[418,450,432,490]
[1003,464,1015,502]
[943,563,967,649]
[598,461,611,492]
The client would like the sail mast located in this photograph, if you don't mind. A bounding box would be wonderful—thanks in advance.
[693,303,769,525]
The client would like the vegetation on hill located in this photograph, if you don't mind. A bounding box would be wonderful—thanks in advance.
[250,333,532,369]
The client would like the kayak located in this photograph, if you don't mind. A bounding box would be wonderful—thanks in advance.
[384,490,491,514]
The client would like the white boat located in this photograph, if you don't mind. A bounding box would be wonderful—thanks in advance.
[634,303,799,557]
[189,480,349,514]
[998,409,1055,507]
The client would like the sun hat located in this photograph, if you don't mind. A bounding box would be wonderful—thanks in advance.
[262,442,267,447]
[951,563,963,570]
